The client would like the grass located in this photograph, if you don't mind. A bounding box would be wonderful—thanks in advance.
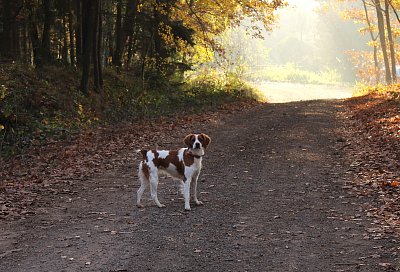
[246,63,342,86]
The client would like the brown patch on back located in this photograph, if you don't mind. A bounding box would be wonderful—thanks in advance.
[151,149,167,168]
[147,150,184,176]
[142,147,200,178]
[152,149,159,161]
[167,151,185,176]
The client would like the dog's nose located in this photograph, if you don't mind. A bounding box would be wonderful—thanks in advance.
[195,143,201,149]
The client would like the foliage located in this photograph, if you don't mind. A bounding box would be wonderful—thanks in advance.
[352,82,386,96]
[246,63,343,85]
[0,0,286,89]
[172,0,286,47]
[336,0,400,84]
[353,82,400,99]
[0,63,262,157]
[0,0,285,157]
[186,66,265,102]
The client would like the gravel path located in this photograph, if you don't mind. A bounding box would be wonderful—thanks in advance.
[1,98,398,272]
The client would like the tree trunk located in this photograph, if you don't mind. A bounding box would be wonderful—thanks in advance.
[385,0,397,83]
[113,0,139,66]
[69,0,76,66]
[75,0,82,66]
[98,0,103,87]
[42,0,53,64]
[62,16,69,63]
[79,0,96,94]
[22,22,29,63]
[126,34,134,67]
[1,2,22,60]
[1,1,12,57]
[374,0,392,84]
[92,0,103,92]
[12,15,20,59]
[79,0,103,94]
[107,30,114,65]
[27,3,42,67]
[362,0,380,84]
[113,0,123,66]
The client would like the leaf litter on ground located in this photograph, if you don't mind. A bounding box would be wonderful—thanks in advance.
[0,101,258,219]
[340,94,400,239]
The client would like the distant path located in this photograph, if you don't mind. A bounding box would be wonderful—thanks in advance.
[1,95,398,271]
[254,81,353,103]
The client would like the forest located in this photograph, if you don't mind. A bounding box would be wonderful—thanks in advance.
[0,0,285,154]
[2,0,400,150]
[2,0,400,270]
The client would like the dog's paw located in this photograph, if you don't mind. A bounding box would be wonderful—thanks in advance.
[185,206,192,211]
[195,201,204,206]
[157,204,166,208]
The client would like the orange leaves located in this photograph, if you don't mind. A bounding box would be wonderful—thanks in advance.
[342,93,400,234]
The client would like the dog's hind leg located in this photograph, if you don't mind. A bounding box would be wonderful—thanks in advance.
[149,172,165,208]
[137,162,149,208]
[178,180,184,195]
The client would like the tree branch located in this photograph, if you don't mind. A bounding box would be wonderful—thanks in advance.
[388,0,400,24]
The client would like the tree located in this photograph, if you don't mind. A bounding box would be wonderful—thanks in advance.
[68,0,76,66]
[75,0,82,66]
[41,0,53,63]
[0,0,285,91]
[373,0,392,84]
[79,0,103,94]
[337,0,399,84]
[362,0,380,83]
[0,1,24,60]
[384,0,397,82]
[113,0,139,66]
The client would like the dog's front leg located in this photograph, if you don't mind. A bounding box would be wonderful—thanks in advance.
[192,172,203,206]
[183,177,192,211]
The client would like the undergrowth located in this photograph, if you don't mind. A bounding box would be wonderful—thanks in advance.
[353,82,400,99]
[247,63,342,85]
[0,63,261,157]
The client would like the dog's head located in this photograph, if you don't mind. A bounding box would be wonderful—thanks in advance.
[184,133,211,156]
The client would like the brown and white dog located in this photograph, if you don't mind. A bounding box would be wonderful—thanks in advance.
[137,133,211,211]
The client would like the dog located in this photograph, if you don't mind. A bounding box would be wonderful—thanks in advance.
[136,133,211,210]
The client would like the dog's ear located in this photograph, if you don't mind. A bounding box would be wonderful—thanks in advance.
[184,134,195,148]
[200,133,211,149]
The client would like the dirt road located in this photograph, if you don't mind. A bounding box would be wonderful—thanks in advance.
[1,98,399,271]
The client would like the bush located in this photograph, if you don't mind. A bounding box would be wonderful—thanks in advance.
[247,62,342,85]
[0,63,262,157]
[352,82,400,99]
